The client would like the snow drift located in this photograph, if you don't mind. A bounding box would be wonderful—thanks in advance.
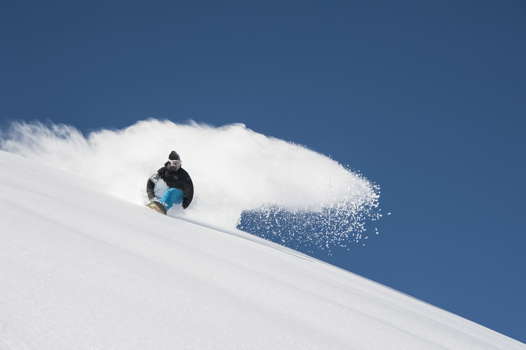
[0,119,380,249]
[1,150,523,350]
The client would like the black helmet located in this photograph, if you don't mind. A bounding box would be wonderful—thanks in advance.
[168,151,180,161]
[165,151,181,172]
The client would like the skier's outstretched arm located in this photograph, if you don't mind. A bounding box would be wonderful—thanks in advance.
[146,174,159,200]
[181,170,194,209]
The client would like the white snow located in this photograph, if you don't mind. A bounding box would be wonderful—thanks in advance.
[0,120,378,232]
[1,150,524,349]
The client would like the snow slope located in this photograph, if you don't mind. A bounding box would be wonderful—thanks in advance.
[0,151,524,350]
[0,120,380,250]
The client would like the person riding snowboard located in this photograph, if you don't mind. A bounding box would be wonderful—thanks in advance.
[146,151,194,214]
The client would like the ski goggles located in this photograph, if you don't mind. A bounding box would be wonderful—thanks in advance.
[166,159,181,169]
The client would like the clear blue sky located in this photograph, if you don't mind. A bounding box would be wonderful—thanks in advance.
[1,0,525,342]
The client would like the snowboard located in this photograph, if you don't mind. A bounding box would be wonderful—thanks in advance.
[146,200,167,215]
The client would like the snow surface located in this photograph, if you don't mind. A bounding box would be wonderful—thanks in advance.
[1,151,524,349]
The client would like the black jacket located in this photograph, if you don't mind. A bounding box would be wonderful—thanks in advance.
[146,166,194,208]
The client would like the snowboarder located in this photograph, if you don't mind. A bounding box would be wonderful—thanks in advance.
[146,151,194,214]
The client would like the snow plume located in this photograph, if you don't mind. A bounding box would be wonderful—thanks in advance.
[1,119,380,250]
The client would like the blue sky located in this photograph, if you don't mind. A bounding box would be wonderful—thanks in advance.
[1,0,525,342]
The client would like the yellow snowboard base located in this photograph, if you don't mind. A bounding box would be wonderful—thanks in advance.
[146,201,167,215]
